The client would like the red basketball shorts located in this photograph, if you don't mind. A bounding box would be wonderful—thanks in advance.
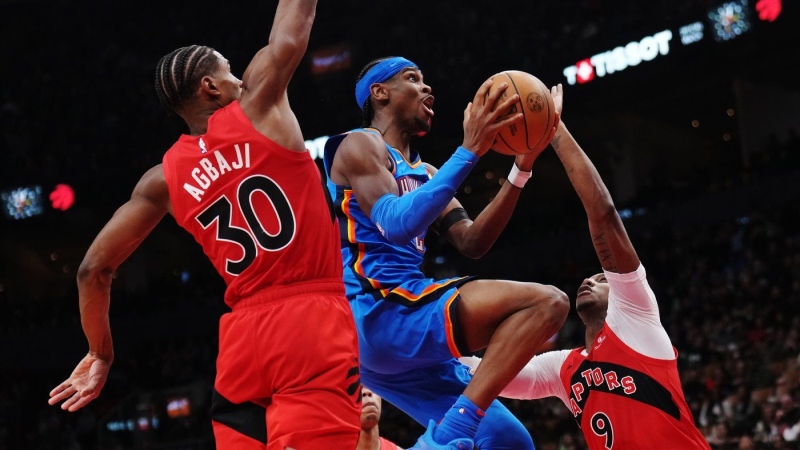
[211,279,361,450]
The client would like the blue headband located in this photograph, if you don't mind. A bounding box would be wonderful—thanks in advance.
[355,57,417,108]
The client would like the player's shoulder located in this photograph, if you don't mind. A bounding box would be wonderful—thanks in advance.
[140,164,166,186]
[337,128,388,161]
[340,128,385,148]
[133,164,171,208]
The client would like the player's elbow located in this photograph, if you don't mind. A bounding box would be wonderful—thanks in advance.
[592,201,621,227]
[459,241,489,260]
[448,224,490,259]
[372,197,424,246]
[77,259,114,288]
[277,37,308,55]
[463,250,486,260]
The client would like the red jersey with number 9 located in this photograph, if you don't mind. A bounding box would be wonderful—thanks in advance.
[559,325,710,450]
[162,101,343,308]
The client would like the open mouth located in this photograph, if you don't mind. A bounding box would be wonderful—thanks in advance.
[422,95,435,117]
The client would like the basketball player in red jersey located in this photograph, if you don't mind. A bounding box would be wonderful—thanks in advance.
[46,1,363,448]
[463,84,711,449]
[358,387,403,450]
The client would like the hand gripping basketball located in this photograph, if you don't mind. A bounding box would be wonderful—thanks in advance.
[485,71,558,156]
[461,78,524,158]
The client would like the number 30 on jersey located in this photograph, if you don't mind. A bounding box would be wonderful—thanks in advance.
[196,175,296,275]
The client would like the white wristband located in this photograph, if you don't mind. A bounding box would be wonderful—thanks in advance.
[507,164,532,188]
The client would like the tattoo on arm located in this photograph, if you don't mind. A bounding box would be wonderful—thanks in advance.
[592,231,617,272]
[551,134,562,150]
[552,135,575,173]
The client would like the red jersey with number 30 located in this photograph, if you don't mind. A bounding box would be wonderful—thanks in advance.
[162,101,343,308]
[560,325,710,450]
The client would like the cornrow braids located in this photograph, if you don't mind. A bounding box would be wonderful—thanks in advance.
[154,45,218,114]
[356,57,393,127]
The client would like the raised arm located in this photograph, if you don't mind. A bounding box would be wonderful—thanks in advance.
[237,0,316,151]
[429,172,523,259]
[48,165,170,412]
[433,113,559,259]
[240,0,316,104]
[549,85,639,274]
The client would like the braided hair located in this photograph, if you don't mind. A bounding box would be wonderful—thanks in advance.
[356,57,394,127]
[154,45,218,114]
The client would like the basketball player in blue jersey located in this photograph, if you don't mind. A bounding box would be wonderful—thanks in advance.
[323,56,570,449]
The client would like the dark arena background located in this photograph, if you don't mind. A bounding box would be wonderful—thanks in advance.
[2,0,800,448]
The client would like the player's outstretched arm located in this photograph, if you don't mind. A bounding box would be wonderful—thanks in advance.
[459,352,570,402]
[549,84,639,274]
[48,166,170,412]
[240,0,316,105]
[427,180,519,259]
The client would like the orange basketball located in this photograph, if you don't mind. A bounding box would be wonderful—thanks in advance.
[485,70,556,155]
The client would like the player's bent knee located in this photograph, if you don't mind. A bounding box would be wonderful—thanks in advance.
[538,285,570,329]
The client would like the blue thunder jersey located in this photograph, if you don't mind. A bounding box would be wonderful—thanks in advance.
[323,128,465,303]
[323,130,535,449]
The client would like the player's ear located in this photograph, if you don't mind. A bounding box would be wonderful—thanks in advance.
[200,76,221,97]
[370,83,389,102]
